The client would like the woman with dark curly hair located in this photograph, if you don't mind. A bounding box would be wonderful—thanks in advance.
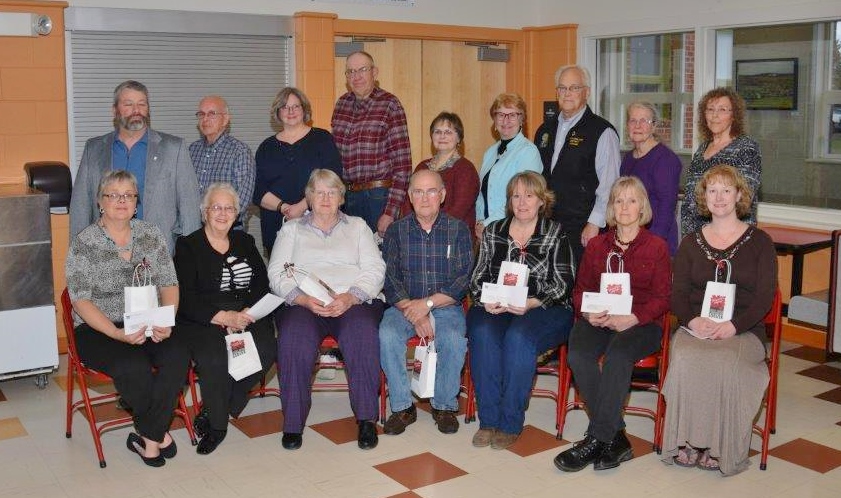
[681,88,761,236]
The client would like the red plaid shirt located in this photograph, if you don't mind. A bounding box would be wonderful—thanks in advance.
[331,87,412,219]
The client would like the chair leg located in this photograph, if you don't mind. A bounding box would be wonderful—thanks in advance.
[379,371,388,424]
[76,372,108,468]
[177,392,198,446]
[65,361,76,438]
[556,348,572,440]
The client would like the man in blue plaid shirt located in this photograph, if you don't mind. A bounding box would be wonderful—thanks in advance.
[379,170,474,436]
[190,96,255,228]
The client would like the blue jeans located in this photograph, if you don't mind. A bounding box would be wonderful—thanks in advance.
[467,305,573,434]
[379,304,467,412]
[344,187,389,234]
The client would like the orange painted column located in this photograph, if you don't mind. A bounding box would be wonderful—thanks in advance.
[294,12,339,130]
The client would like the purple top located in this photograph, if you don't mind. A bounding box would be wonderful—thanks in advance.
[620,142,682,255]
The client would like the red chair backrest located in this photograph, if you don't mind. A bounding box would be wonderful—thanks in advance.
[60,288,81,361]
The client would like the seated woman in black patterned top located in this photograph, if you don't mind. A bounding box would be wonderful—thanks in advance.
[66,170,186,467]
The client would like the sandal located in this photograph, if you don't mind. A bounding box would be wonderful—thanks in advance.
[673,446,700,467]
[696,450,720,471]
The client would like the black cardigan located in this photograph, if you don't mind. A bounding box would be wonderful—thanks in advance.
[174,228,270,327]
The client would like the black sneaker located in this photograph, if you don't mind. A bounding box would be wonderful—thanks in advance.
[553,434,606,472]
[594,430,633,471]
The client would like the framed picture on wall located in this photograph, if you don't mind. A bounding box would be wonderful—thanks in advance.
[735,58,798,110]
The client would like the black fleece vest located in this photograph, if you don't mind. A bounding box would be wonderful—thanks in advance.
[534,106,615,224]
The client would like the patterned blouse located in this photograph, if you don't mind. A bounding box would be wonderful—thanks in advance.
[66,219,178,326]
[681,135,761,236]
[469,216,575,309]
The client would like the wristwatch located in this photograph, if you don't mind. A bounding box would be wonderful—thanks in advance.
[425,298,434,310]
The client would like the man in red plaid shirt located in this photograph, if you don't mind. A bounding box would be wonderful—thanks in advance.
[331,51,412,237]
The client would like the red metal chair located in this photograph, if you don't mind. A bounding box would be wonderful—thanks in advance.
[379,336,473,423]
[461,344,564,436]
[62,289,196,468]
[187,335,353,411]
[380,299,474,423]
[557,313,672,452]
[753,288,783,470]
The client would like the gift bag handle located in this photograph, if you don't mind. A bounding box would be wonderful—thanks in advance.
[606,252,624,274]
[132,258,152,286]
[714,259,732,284]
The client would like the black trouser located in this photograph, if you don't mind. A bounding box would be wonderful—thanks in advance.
[181,318,277,431]
[566,320,662,442]
[75,323,190,443]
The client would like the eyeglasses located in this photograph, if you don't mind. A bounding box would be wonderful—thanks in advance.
[208,204,237,214]
[627,118,654,126]
[279,104,302,113]
[101,193,139,202]
[195,110,227,120]
[410,188,442,199]
[344,66,373,77]
[314,189,341,199]
[704,107,732,115]
[493,112,521,122]
[432,129,456,137]
[556,85,587,94]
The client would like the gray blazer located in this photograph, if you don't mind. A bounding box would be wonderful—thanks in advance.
[69,129,202,254]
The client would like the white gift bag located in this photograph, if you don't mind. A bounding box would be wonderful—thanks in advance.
[226,331,262,381]
[124,260,159,313]
[496,260,529,287]
[410,338,436,399]
[124,260,159,336]
[701,259,736,323]
[284,263,337,305]
[600,252,631,296]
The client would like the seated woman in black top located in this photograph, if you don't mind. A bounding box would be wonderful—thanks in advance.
[175,182,277,455]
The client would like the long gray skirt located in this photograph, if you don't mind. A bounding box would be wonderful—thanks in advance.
[661,329,769,475]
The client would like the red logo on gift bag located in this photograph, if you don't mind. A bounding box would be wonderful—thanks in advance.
[230,339,246,358]
[709,294,726,319]
[606,284,623,295]
[503,273,518,286]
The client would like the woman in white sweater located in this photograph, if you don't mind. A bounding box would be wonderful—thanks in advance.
[267,169,386,451]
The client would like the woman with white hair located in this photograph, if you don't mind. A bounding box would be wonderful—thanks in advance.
[268,169,386,451]
[619,101,682,254]
[175,182,277,455]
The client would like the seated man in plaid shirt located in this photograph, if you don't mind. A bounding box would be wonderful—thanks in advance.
[190,95,255,229]
[379,170,474,436]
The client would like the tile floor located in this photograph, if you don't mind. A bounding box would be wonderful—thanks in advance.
[1,343,840,498]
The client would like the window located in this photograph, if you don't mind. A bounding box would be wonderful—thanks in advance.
[827,22,841,155]
[597,32,694,152]
[714,21,841,209]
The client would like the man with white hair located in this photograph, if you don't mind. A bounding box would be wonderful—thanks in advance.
[534,65,620,263]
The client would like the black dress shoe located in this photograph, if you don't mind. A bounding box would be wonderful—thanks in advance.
[193,410,210,439]
[196,429,227,455]
[282,432,303,450]
[159,433,177,459]
[126,433,165,468]
[553,434,606,472]
[357,420,379,450]
[594,430,633,471]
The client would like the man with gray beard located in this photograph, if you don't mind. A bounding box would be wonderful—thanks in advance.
[70,80,201,254]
